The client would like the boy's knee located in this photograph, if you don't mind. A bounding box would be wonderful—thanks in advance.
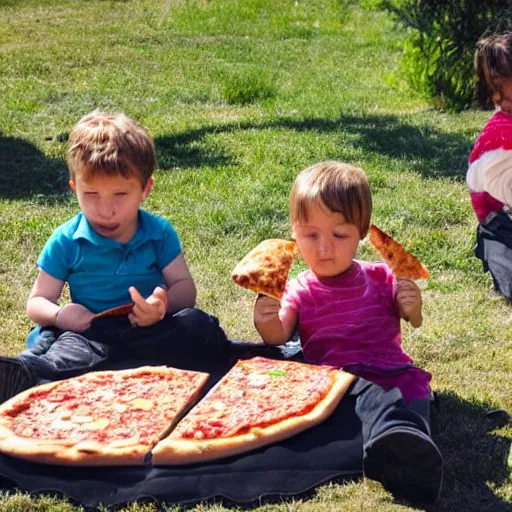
[174,308,219,332]
[175,307,227,341]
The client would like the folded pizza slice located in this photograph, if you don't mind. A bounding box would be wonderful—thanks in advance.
[93,303,134,320]
[369,224,430,279]
[151,357,355,465]
[232,239,299,300]
[0,366,209,466]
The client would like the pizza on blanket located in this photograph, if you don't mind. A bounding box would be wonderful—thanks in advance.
[151,357,355,464]
[0,366,209,466]
[369,225,430,280]
[0,358,354,466]
[232,239,299,299]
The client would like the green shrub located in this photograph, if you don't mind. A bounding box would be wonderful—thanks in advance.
[370,0,512,111]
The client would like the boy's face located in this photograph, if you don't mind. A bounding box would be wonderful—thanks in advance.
[69,173,153,243]
[293,202,360,278]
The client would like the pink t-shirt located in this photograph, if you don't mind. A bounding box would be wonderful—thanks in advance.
[279,260,414,371]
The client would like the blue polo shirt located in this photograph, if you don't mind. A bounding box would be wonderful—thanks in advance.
[37,210,182,314]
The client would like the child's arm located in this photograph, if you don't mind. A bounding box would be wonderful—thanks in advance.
[128,253,196,327]
[26,270,95,332]
[254,295,297,345]
[395,279,422,328]
[161,253,196,311]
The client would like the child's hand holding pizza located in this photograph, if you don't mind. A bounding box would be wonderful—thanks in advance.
[395,279,422,328]
[128,286,168,327]
[55,303,95,333]
[254,295,281,326]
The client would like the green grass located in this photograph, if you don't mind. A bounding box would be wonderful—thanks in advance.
[0,0,510,510]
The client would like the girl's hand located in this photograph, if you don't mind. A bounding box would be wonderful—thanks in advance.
[128,286,168,327]
[254,295,281,325]
[396,279,423,328]
[55,304,95,333]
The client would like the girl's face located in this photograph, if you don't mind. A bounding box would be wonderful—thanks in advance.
[69,173,153,243]
[493,77,512,113]
[293,202,361,278]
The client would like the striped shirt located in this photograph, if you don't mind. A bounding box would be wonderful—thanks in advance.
[279,261,414,370]
[467,110,512,223]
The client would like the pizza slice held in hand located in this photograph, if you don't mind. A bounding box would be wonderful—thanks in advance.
[369,224,430,280]
[232,239,299,300]
[93,303,134,320]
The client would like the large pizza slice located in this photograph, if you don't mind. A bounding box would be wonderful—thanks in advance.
[151,357,355,465]
[0,366,209,466]
[232,239,299,300]
[369,224,430,279]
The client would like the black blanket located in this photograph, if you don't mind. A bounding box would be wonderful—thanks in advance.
[0,342,363,510]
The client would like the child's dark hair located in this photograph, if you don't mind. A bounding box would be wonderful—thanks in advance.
[475,33,512,108]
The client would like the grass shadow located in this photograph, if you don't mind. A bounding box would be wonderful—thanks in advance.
[428,391,511,511]
[0,134,69,202]
[155,113,473,180]
[155,129,233,170]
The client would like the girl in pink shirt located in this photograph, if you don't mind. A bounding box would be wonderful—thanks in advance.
[467,33,512,301]
[253,161,442,504]
[254,161,431,403]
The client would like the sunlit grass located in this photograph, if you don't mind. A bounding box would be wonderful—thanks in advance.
[0,0,510,511]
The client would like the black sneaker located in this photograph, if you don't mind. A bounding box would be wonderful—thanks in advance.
[363,426,443,504]
[0,357,38,403]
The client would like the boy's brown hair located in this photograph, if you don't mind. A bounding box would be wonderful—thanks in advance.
[67,111,156,186]
[475,33,512,108]
[289,161,372,238]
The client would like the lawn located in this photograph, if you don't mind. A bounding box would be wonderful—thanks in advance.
[0,0,510,510]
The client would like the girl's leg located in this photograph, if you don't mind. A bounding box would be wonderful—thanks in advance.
[350,378,443,505]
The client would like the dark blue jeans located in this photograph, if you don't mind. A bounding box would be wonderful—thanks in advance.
[475,210,512,301]
[18,308,230,381]
[349,378,431,449]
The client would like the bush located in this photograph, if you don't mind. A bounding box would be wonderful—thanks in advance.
[370,0,512,111]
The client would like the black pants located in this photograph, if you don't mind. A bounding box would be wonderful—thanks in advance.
[475,210,512,301]
[18,308,230,380]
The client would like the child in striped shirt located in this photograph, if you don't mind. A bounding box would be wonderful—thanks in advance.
[467,33,512,301]
[254,161,442,504]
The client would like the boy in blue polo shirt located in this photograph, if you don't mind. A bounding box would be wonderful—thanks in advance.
[0,111,229,402]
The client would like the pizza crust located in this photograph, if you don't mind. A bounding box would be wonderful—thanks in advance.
[151,370,355,465]
[0,423,150,465]
[0,366,209,466]
[93,303,134,320]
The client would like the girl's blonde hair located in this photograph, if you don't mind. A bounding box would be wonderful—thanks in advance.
[67,111,156,186]
[475,33,512,108]
[290,161,372,238]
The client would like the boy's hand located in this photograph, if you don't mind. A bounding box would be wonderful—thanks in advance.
[396,279,422,328]
[128,286,168,327]
[55,304,95,333]
[254,295,281,325]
